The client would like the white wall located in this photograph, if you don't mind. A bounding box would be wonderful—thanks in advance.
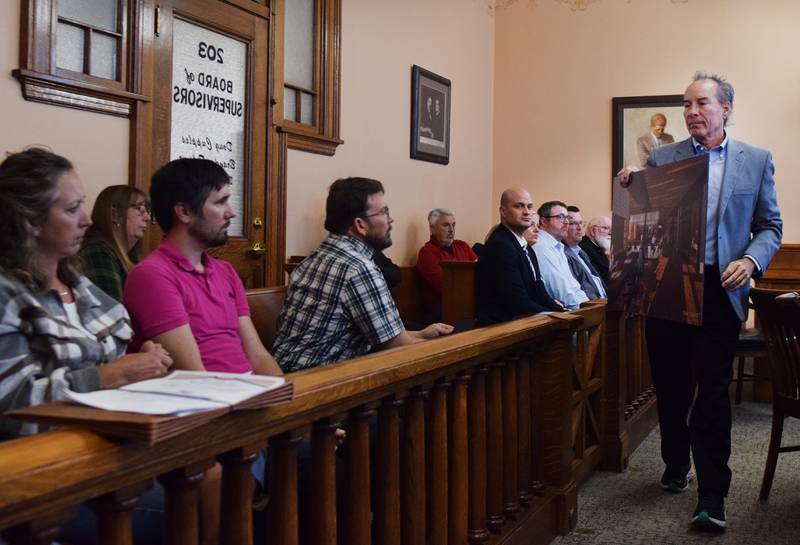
[0,1,129,204]
[494,0,800,242]
[285,0,496,265]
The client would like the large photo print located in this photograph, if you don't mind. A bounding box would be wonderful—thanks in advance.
[608,155,708,326]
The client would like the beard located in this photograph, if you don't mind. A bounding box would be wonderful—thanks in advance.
[596,236,611,251]
[365,231,392,251]
[189,222,229,247]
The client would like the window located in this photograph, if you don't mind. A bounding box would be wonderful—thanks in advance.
[274,0,342,155]
[56,0,124,81]
[15,0,147,117]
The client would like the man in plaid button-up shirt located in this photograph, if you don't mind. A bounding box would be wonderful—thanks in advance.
[274,177,452,372]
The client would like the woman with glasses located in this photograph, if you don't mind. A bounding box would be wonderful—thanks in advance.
[79,185,151,300]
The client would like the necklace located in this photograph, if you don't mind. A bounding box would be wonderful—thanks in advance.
[59,290,70,297]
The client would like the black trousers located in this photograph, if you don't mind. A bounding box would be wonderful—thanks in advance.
[645,266,741,498]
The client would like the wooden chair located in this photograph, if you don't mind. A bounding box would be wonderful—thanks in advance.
[732,324,768,404]
[749,288,800,500]
[246,286,288,351]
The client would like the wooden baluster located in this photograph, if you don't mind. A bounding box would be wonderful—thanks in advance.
[517,353,533,505]
[343,405,374,545]
[467,368,490,543]
[539,331,578,534]
[311,418,339,545]
[427,379,449,545]
[91,481,152,545]
[448,373,469,545]
[402,388,427,545]
[485,361,505,532]
[267,431,303,545]
[502,358,519,517]
[219,445,261,545]
[529,345,545,497]
[376,395,402,545]
[159,462,211,545]
[2,509,74,545]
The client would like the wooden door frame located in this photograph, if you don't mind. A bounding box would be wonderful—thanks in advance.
[129,0,286,287]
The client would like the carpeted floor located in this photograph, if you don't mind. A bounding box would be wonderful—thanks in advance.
[554,402,800,544]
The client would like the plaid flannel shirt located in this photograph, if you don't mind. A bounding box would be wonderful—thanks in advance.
[0,273,132,437]
[273,234,404,372]
[79,233,127,301]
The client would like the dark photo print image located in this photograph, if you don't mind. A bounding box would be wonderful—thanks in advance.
[608,154,708,326]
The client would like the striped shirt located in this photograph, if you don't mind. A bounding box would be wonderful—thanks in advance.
[0,273,132,437]
[273,234,405,372]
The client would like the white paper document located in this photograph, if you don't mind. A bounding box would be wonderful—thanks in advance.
[64,371,287,415]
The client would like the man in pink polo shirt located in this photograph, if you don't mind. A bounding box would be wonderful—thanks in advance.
[123,158,282,376]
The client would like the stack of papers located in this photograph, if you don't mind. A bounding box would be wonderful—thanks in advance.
[9,371,293,443]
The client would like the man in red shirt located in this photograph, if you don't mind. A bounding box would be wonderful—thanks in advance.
[415,208,477,322]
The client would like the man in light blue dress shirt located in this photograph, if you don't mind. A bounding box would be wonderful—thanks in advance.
[532,200,589,310]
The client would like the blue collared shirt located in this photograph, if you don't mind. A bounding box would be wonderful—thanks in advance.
[533,230,589,310]
[691,135,727,266]
[692,135,761,271]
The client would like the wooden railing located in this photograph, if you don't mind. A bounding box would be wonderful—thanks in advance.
[437,261,656,472]
[0,308,609,545]
[600,311,657,471]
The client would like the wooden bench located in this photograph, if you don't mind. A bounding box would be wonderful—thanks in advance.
[246,286,287,351]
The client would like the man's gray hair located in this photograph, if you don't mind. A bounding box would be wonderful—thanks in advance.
[693,71,734,125]
[428,208,455,226]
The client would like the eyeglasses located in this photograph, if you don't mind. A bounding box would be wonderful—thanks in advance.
[567,220,587,228]
[594,225,611,233]
[362,206,390,219]
[544,214,568,222]
[128,203,151,215]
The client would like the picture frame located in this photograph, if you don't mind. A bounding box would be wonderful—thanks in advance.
[410,65,451,165]
[612,95,685,177]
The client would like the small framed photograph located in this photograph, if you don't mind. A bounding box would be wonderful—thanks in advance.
[410,65,451,165]
[612,95,686,176]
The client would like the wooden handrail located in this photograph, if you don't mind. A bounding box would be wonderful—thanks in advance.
[0,308,593,544]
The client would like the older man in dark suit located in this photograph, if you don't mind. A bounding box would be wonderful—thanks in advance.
[476,188,563,326]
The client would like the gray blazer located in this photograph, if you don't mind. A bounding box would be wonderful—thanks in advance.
[648,137,783,321]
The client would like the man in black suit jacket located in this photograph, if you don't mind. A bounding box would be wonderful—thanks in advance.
[579,216,611,281]
[477,188,563,326]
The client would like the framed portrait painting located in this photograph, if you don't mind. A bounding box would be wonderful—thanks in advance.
[612,95,686,176]
[410,65,451,165]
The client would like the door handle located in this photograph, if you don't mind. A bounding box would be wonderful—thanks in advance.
[248,242,267,257]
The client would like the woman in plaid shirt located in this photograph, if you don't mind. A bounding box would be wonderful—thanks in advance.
[0,147,172,438]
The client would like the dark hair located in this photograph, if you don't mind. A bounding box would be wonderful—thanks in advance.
[87,185,149,271]
[566,205,580,213]
[537,200,567,218]
[0,147,81,290]
[324,177,385,235]
[150,158,231,232]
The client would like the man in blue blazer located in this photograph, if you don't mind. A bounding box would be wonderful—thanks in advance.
[476,188,563,326]
[621,72,782,531]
